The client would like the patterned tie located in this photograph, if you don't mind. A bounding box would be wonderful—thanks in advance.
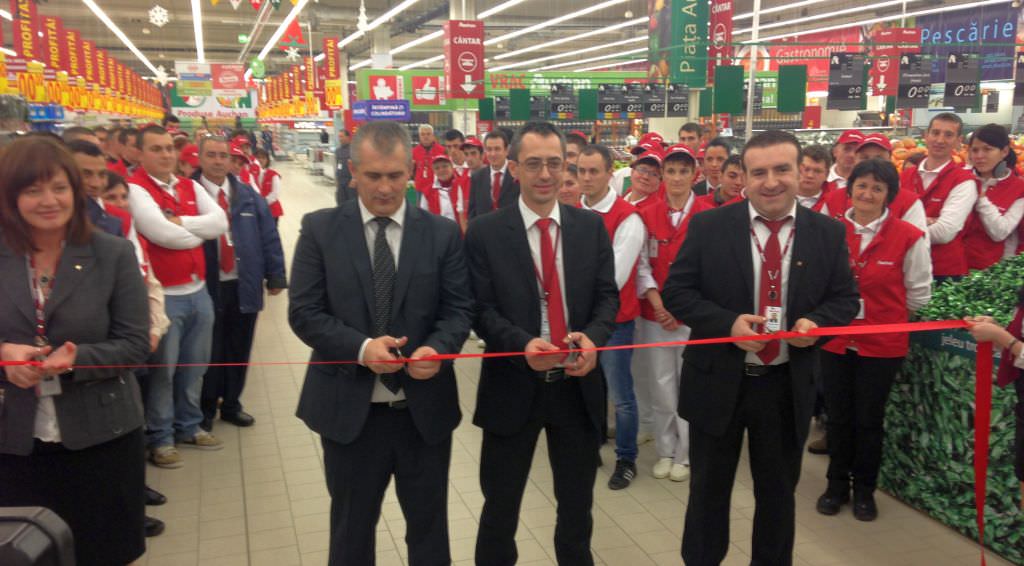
[492,170,502,209]
[216,190,235,273]
[372,217,400,393]
[756,218,785,365]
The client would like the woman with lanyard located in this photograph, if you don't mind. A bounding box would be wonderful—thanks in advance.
[815,158,932,522]
[0,136,151,565]
[962,124,1024,270]
[633,144,713,482]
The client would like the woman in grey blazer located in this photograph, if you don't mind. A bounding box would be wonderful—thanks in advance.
[0,136,151,566]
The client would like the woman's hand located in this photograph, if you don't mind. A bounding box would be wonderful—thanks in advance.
[964,316,1012,346]
[1,342,51,389]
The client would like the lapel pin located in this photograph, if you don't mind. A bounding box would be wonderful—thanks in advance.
[74,264,82,271]
[796,261,804,267]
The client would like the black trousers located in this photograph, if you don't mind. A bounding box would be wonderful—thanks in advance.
[322,405,452,566]
[476,378,600,566]
[201,281,258,420]
[682,366,803,566]
[820,350,903,493]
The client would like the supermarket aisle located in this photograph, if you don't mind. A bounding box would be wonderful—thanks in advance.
[138,161,1014,566]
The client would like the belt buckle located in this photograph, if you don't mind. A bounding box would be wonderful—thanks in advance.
[387,399,408,409]
[542,369,565,383]
[743,364,769,377]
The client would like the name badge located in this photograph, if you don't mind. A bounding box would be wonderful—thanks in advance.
[37,375,62,397]
[856,298,866,320]
[648,238,659,259]
[764,306,783,333]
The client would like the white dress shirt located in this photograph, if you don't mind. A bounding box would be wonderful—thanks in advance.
[917,159,977,244]
[581,188,646,291]
[127,173,228,295]
[845,209,932,312]
[974,171,1024,258]
[827,164,848,189]
[746,201,797,366]
[519,198,570,344]
[796,191,823,210]
[200,176,239,282]
[355,198,407,403]
[489,162,509,203]
[419,176,459,222]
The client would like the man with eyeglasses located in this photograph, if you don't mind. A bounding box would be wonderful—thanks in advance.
[624,150,664,209]
[467,121,619,565]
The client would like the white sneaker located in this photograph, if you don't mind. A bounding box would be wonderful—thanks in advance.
[653,457,673,479]
[670,463,691,482]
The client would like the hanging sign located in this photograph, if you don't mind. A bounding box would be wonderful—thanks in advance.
[411,74,444,105]
[597,84,625,118]
[643,82,666,116]
[212,63,247,98]
[669,0,709,87]
[707,0,733,83]
[549,83,575,119]
[827,52,865,111]
[81,40,96,83]
[943,52,980,110]
[529,95,548,119]
[443,20,484,99]
[494,95,510,120]
[323,37,340,80]
[11,0,39,62]
[42,16,64,72]
[352,99,411,121]
[870,27,920,96]
[896,53,931,108]
[666,83,689,116]
[64,29,82,77]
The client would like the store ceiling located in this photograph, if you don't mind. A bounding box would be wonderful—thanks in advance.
[29,0,983,80]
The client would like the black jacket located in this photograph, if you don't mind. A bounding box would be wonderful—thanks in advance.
[467,165,519,219]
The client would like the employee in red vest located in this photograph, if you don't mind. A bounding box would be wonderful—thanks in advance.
[634,143,714,483]
[442,129,468,175]
[900,113,977,281]
[254,148,285,224]
[578,144,647,490]
[127,125,229,469]
[827,129,863,189]
[963,124,1024,270]
[413,124,446,180]
[612,133,664,196]
[796,145,833,212]
[624,150,664,209]
[419,154,470,231]
[692,138,731,197]
[816,158,931,522]
[461,136,486,174]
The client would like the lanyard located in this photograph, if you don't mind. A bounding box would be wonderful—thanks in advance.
[531,223,561,300]
[26,253,59,348]
[749,222,795,264]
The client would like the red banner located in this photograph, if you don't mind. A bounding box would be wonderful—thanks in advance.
[869,27,921,96]
[42,16,64,71]
[95,49,107,87]
[107,55,117,93]
[304,56,316,93]
[707,0,733,84]
[64,29,81,77]
[323,36,340,80]
[291,65,301,97]
[81,40,96,83]
[443,20,484,99]
[211,63,247,97]
[11,0,39,62]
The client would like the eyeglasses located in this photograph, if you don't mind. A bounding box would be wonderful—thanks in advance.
[633,166,661,178]
[516,158,565,173]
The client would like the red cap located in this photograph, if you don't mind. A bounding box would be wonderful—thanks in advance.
[856,133,892,153]
[631,140,661,155]
[662,143,696,162]
[179,144,199,168]
[461,136,483,149]
[229,146,250,163]
[231,134,251,146]
[836,129,864,145]
[631,150,663,168]
[567,129,589,140]
[432,154,453,165]
[639,132,665,146]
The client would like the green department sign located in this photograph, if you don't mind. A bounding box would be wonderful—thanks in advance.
[669,0,709,87]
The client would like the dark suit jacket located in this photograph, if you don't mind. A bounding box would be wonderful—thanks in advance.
[465,203,619,436]
[692,179,710,197]
[86,198,124,237]
[467,165,519,219]
[0,232,151,455]
[662,201,859,446]
[289,201,473,446]
[334,144,356,205]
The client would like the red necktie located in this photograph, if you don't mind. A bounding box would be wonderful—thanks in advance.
[492,171,502,209]
[535,218,567,346]
[756,218,785,364]
[217,190,235,273]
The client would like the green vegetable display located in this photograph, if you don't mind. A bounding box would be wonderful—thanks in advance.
[917,253,1024,326]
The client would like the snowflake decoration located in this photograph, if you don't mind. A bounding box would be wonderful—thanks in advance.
[153,65,170,86]
[284,46,301,62]
[356,0,369,32]
[148,5,169,28]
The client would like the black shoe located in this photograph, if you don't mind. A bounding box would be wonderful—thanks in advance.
[853,490,878,521]
[608,460,637,490]
[220,410,255,427]
[144,516,165,537]
[816,489,850,516]
[199,417,213,432]
[144,485,167,506]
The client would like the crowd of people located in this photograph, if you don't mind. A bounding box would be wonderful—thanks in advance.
[1,110,1023,566]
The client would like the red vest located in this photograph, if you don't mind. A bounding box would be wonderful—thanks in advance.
[823,214,925,358]
[259,168,285,217]
[128,169,207,287]
[637,195,714,323]
[963,175,1024,270]
[900,162,975,276]
[821,186,919,224]
[591,196,641,323]
[412,143,446,179]
[422,173,469,222]
[107,159,128,177]
[808,182,835,212]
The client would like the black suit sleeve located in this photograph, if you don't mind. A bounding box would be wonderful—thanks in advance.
[802,219,860,333]
[422,222,474,356]
[288,214,369,362]
[467,169,481,219]
[582,220,619,347]
[662,212,741,339]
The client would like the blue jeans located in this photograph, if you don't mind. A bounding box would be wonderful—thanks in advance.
[145,289,215,449]
[600,320,638,462]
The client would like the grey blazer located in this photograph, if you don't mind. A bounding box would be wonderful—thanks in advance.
[0,231,151,455]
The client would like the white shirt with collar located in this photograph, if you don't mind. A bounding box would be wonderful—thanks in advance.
[519,197,570,344]
[418,175,459,222]
[974,170,1024,258]
[635,192,695,295]
[917,159,977,244]
[581,187,646,290]
[844,209,932,312]
[747,200,797,366]
[127,172,228,295]
[610,166,632,195]
[200,175,239,282]
[356,198,407,403]
[796,191,823,210]
[827,164,848,189]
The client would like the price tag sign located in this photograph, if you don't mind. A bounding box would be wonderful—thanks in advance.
[529,95,548,119]
[643,83,666,116]
[623,83,645,118]
[597,84,625,118]
[494,95,510,120]
[826,52,866,111]
[944,52,980,110]
[666,83,689,116]
[896,53,930,109]
[549,83,576,119]
[1014,53,1024,107]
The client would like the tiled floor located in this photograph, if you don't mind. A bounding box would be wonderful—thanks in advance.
[137,161,1016,566]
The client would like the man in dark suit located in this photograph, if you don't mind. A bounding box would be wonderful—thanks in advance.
[289,121,473,566]
[67,139,125,238]
[466,121,619,565]
[334,129,356,205]
[662,130,859,566]
[467,129,519,218]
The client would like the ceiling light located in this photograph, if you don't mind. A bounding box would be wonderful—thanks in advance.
[574,57,646,72]
[493,17,645,60]
[0,9,10,20]
[259,0,310,60]
[314,53,325,62]
[400,54,442,70]
[624,9,633,18]
[350,58,373,70]
[734,0,828,21]
[191,0,205,63]
[532,46,647,72]
[394,30,442,54]
[734,0,921,35]
[81,0,159,74]
[485,0,628,45]
[0,47,15,57]
[478,0,529,19]
[491,35,648,72]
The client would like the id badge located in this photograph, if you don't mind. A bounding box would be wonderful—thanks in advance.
[648,238,659,259]
[37,375,62,397]
[764,306,783,333]
[856,299,865,320]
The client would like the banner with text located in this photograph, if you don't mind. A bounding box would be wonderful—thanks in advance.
[444,20,485,99]
[669,0,709,86]
[707,0,733,84]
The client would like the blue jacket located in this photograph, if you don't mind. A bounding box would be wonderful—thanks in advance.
[195,172,287,313]
[86,198,124,238]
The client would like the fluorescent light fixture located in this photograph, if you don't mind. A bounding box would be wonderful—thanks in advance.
[0,47,15,57]
[573,57,646,72]
[258,0,310,60]
[400,54,443,70]
[339,0,422,49]
[0,9,10,20]
[493,17,645,60]
[532,46,647,71]
[485,0,628,45]
[81,0,159,74]
[734,0,921,35]
[191,0,205,63]
[244,68,252,81]
[479,0,529,18]
[734,0,828,21]
[350,58,373,70]
[314,53,325,62]
[394,30,443,54]
[491,35,648,72]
